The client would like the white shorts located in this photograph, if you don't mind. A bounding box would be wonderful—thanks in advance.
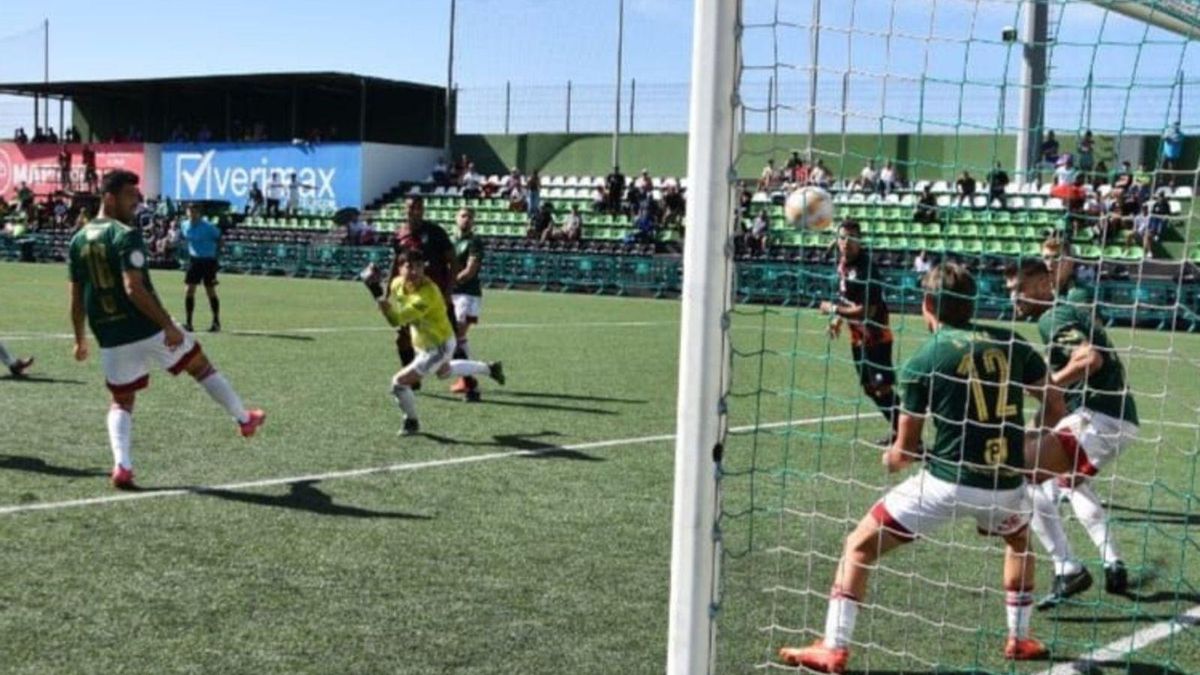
[100,326,200,394]
[399,337,457,379]
[1054,408,1139,477]
[452,294,482,325]
[875,471,1031,539]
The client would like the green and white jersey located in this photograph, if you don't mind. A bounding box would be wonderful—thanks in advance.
[67,218,161,348]
[452,235,485,298]
[900,324,1048,490]
[1038,301,1138,426]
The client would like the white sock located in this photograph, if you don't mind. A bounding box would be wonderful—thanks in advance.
[199,371,249,424]
[107,406,132,469]
[392,383,418,419]
[1029,482,1081,576]
[823,588,859,649]
[1006,590,1034,638]
[445,360,489,378]
[1070,482,1122,566]
[458,337,471,359]
[0,341,13,368]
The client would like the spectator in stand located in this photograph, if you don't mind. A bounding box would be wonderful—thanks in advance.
[605,165,626,213]
[856,160,878,193]
[747,209,770,254]
[636,168,654,194]
[502,167,522,197]
[1040,130,1060,168]
[431,157,449,186]
[169,123,188,143]
[1062,173,1089,235]
[1113,160,1133,192]
[17,182,34,214]
[14,127,28,144]
[46,127,58,143]
[987,161,1010,209]
[1133,163,1153,199]
[1053,155,1077,188]
[632,204,658,245]
[286,172,311,215]
[914,184,938,224]
[1090,159,1109,190]
[810,159,830,187]
[527,201,555,241]
[453,154,471,184]
[1076,130,1095,177]
[508,181,527,212]
[53,197,69,228]
[758,159,783,192]
[878,161,897,196]
[662,183,686,227]
[197,124,213,143]
[592,184,607,213]
[82,145,98,192]
[785,151,803,174]
[481,177,500,199]
[737,185,753,219]
[266,172,285,216]
[526,170,542,217]
[624,181,644,216]
[913,249,932,273]
[791,158,809,185]
[246,181,265,216]
[58,146,72,192]
[461,163,483,199]
[954,170,978,208]
[548,204,583,243]
[1162,122,1184,172]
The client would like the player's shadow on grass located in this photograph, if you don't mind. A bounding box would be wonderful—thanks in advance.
[420,431,605,461]
[0,455,107,478]
[0,374,87,385]
[197,480,431,519]
[1107,502,1200,526]
[227,331,316,342]
[423,392,618,416]
[503,390,648,405]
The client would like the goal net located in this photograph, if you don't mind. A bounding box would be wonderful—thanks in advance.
[672,1,1200,672]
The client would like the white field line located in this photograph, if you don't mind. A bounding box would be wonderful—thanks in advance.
[1035,604,1200,674]
[0,413,860,516]
[0,320,672,341]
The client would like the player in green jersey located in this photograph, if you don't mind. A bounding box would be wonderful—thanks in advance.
[449,208,487,401]
[780,263,1064,672]
[1005,257,1138,608]
[68,170,265,489]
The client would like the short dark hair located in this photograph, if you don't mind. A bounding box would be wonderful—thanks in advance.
[406,195,424,207]
[921,262,976,326]
[100,170,139,196]
[839,219,862,236]
[396,248,425,267]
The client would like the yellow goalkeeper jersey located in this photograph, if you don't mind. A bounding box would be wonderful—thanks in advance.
[384,277,453,351]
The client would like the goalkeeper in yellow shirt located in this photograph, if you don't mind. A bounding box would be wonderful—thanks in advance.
[365,248,505,435]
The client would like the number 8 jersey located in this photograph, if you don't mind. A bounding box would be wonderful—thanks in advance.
[899,325,1048,490]
[68,218,162,348]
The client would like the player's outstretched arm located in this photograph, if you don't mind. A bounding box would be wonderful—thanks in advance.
[68,282,88,362]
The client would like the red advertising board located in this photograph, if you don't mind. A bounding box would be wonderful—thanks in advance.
[0,143,145,200]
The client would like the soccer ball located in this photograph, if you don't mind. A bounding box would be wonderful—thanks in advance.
[784,186,835,231]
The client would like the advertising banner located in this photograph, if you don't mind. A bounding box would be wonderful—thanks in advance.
[161,142,362,211]
[0,143,146,200]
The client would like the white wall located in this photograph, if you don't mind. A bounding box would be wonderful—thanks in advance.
[141,143,161,199]
[360,143,442,206]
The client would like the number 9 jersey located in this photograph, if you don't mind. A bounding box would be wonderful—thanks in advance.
[899,325,1048,490]
[68,218,162,348]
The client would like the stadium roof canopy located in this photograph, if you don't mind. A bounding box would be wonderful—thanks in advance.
[0,71,446,147]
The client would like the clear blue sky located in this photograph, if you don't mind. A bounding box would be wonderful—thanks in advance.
[0,1,1195,134]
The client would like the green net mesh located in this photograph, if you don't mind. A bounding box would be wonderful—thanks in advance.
[716,1,1200,672]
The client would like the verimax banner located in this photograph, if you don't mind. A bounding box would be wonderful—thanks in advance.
[161,142,361,211]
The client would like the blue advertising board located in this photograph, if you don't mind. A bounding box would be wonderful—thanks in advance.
[161,142,362,210]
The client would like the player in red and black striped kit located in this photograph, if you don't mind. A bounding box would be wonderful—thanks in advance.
[819,220,901,446]
[386,196,480,400]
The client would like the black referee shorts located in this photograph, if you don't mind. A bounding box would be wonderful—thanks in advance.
[185,258,220,286]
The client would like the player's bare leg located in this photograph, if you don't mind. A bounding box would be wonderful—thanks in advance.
[1001,527,1047,659]
[107,391,137,489]
[778,511,909,673]
[184,350,264,437]
[1023,430,1094,608]
[0,341,33,377]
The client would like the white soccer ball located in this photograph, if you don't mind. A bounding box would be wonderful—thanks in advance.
[784,185,835,231]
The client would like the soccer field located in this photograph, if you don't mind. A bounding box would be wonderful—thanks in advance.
[1,262,1198,674]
